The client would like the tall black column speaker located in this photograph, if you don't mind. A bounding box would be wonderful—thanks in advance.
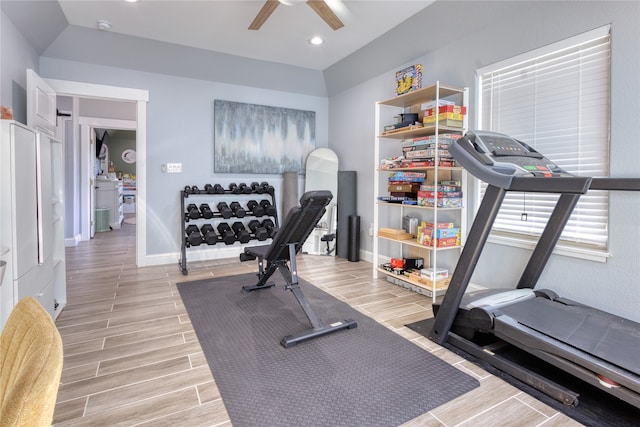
[348,215,360,262]
[337,171,357,258]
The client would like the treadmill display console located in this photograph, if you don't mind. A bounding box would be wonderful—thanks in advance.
[449,131,573,189]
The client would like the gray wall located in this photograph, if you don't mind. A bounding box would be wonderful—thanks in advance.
[0,10,39,123]
[328,1,640,321]
[40,57,329,257]
[104,130,137,176]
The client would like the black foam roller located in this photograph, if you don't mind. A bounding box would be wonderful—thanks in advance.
[337,171,357,258]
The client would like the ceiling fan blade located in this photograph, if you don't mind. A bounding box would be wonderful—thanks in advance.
[249,0,280,30]
[307,0,344,30]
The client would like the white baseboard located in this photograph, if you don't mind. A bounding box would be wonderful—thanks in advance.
[65,234,82,247]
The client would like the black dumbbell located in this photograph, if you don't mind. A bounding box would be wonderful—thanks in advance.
[190,185,200,194]
[248,219,268,241]
[204,184,224,194]
[213,184,225,194]
[217,202,233,219]
[184,185,192,195]
[261,182,274,194]
[199,203,214,219]
[238,183,253,194]
[200,224,218,245]
[260,199,277,217]
[228,183,242,194]
[217,223,236,245]
[262,218,278,238]
[185,224,203,246]
[251,182,265,194]
[230,202,246,218]
[186,203,201,219]
[246,200,265,217]
[231,222,251,243]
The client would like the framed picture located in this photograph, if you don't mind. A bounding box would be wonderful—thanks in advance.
[214,100,316,174]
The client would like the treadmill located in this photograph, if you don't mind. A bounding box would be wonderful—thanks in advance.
[429,130,640,408]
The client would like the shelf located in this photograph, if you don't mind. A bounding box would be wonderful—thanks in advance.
[376,201,462,211]
[377,234,461,251]
[378,125,464,140]
[377,84,466,108]
[377,268,450,297]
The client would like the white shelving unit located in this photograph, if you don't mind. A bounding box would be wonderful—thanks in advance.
[373,82,469,302]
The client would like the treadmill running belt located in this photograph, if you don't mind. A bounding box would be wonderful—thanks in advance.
[499,298,640,375]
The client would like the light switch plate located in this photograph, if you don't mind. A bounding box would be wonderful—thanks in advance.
[166,163,182,173]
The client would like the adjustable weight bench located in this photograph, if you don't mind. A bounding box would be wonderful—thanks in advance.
[239,190,357,348]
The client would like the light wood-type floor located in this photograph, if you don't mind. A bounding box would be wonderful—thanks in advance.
[53,219,583,426]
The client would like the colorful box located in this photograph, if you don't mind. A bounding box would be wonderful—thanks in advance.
[424,105,467,116]
[420,268,449,280]
[423,117,464,128]
[424,112,466,122]
[388,171,425,182]
[420,221,456,229]
[418,191,463,199]
[421,227,460,239]
[419,184,461,191]
[395,64,423,96]
[418,197,464,208]
[416,222,461,247]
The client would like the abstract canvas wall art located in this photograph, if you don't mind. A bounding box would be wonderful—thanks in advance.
[214,100,316,174]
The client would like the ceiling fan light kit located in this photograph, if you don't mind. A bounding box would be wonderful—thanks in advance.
[249,0,344,31]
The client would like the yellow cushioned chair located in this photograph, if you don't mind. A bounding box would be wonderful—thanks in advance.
[0,297,63,426]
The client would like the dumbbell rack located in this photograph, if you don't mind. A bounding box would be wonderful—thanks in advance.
[179,183,279,275]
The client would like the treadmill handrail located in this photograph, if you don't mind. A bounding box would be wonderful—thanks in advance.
[590,178,640,191]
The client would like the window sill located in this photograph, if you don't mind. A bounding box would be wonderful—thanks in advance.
[487,233,611,263]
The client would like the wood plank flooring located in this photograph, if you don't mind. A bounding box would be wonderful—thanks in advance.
[53,220,582,426]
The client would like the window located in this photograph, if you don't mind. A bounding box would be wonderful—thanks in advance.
[476,26,611,253]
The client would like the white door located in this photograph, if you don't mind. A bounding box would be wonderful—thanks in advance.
[26,69,57,136]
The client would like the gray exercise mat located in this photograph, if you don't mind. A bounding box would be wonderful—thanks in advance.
[178,273,479,427]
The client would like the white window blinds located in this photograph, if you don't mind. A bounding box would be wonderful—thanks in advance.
[477,26,611,248]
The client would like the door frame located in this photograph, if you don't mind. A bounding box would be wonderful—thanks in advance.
[45,78,149,266]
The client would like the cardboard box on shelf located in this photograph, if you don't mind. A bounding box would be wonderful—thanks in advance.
[388,183,421,193]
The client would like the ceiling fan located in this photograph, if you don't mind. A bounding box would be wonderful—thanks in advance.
[249,0,344,31]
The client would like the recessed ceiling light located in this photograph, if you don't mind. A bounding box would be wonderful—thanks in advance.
[309,36,324,45]
[97,20,112,31]
[124,0,139,3]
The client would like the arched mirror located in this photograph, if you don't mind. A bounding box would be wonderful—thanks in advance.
[303,148,338,255]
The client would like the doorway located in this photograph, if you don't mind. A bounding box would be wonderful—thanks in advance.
[43,76,148,266]
[98,129,137,227]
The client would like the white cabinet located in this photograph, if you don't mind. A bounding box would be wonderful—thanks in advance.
[0,120,66,328]
[373,82,468,302]
[96,178,123,229]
